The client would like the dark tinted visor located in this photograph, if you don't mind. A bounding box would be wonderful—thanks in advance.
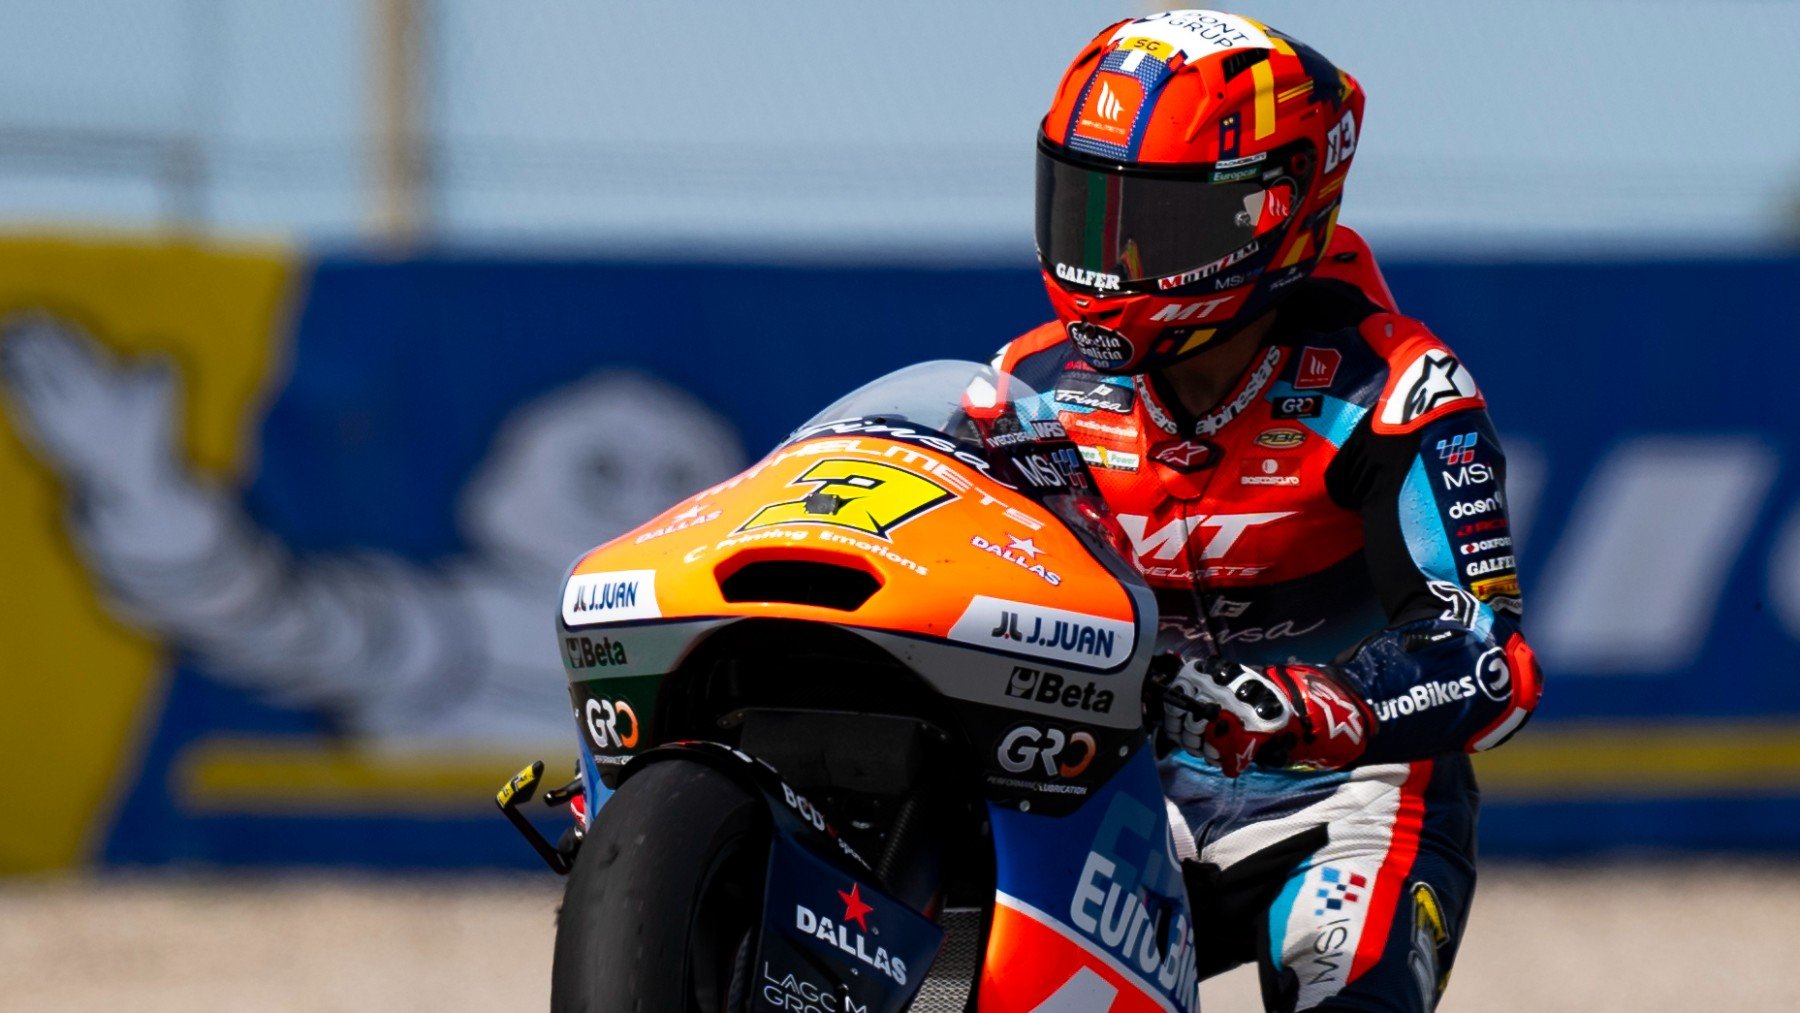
[1036,138,1308,295]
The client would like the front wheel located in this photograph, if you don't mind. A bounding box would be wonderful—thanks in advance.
[551,759,767,1013]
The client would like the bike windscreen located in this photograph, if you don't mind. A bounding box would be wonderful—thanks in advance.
[786,360,1143,582]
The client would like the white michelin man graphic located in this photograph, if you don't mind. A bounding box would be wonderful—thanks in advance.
[0,314,745,747]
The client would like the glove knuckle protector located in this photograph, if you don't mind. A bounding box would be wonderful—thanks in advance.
[1160,659,1376,776]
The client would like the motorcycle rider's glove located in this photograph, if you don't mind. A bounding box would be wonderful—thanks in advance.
[1162,659,1376,776]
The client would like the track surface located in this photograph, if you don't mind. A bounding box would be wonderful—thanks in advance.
[1,862,1791,1011]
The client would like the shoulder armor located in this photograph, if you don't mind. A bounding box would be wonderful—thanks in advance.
[995,321,1079,394]
[1312,224,1399,313]
[995,322,1066,369]
[1362,315,1486,435]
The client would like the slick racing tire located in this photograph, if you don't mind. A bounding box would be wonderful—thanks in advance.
[551,759,768,1013]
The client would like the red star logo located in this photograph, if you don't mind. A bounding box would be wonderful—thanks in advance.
[1152,439,1219,472]
[1312,682,1365,744]
[838,882,873,932]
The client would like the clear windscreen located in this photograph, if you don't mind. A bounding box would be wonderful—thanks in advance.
[786,360,1144,582]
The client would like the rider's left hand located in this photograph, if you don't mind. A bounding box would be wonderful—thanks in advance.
[1163,659,1376,776]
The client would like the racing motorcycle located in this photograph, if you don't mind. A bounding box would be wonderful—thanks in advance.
[497,360,1206,1012]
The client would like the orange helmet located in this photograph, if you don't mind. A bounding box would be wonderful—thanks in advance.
[1036,10,1366,374]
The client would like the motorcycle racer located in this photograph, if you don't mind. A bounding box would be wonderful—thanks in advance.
[993,11,1542,1010]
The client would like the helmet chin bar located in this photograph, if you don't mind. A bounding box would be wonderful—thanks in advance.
[1066,320,1141,373]
[1051,245,1305,377]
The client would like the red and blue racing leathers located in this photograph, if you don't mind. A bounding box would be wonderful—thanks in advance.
[995,227,1542,1012]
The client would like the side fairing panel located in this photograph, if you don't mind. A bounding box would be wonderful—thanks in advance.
[559,617,734,809]
[980,747,1200,1012]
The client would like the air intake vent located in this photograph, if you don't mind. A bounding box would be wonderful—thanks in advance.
[1219,47,1269,81]
[719,561,881,611]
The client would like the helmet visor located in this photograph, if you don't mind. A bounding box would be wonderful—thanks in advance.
[1035,139,1302,296]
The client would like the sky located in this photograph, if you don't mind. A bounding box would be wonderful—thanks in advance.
[1,0,1797,259]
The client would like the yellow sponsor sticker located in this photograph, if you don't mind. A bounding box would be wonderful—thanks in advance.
[1255,427,1306,449]
[739,458,954,540]
[1115,36,1174,60]
[496,762,539,808]
[1471,574,1520,601]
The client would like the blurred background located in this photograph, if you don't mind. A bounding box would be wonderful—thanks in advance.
[2,1,1798,1010]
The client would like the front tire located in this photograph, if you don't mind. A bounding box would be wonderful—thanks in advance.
[551,759,767,1013]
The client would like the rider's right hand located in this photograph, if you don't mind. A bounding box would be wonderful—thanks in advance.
[1162,658,1376,776]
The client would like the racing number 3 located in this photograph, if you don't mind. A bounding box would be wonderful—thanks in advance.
[739,458,954,540]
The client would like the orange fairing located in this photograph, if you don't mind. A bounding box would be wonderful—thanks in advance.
[563,434,1139,667]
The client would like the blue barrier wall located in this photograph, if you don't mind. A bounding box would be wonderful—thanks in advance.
[73,252,1800,864]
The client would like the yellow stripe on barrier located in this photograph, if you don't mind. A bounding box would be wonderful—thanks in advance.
[175,738,568,814]
[1474,721,1800,799]
[175,722,1800,814]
